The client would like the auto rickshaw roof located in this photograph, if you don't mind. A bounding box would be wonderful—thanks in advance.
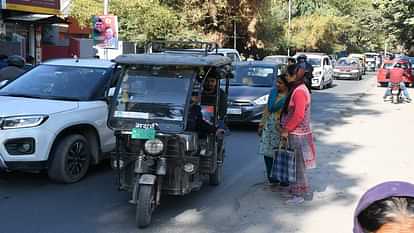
[113,53,232,67]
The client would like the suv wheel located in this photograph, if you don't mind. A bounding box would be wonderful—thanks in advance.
[318,78,325,90]
[48,134,91,183]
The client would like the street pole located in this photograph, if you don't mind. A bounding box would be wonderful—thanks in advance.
[103,0,109,60]
[287,0,292,57]
[104,0,108,15]
[233,20,237,50]
[385,40,387,58]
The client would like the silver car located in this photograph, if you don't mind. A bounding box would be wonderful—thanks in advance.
[0,59,116,183]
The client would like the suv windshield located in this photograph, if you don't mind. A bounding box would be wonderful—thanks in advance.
[231,66,275,87]
[113,66,192,122]
[337,59,358,66]
[264,57,287,64]
[0,64,111,101]
[308,58,321,67]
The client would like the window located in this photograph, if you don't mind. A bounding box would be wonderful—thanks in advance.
[226,53,240,62]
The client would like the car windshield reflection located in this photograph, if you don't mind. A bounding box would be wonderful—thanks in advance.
[0,65,111,101]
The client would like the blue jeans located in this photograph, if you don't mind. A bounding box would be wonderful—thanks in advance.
[384,82,410,99]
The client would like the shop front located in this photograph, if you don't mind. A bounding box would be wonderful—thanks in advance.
[0,0,69,63]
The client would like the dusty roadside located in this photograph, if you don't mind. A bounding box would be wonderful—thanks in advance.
[230,77,414,233]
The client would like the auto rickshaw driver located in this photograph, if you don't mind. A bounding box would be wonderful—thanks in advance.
[187,87,225,138]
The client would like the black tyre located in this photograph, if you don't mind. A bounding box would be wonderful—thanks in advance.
[210,162,223,186]
[210,144,224,185]
[392,95,399,104]
[136,184,155,228]
[327,80,333,88]
[48,134,91,183]
[318,79,324,90]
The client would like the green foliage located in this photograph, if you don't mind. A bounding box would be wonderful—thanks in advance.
[68,0,391,55]
[69,0,203,42]
[376,0,414,53]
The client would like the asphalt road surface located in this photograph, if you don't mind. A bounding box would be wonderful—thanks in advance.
[0,73,377,233]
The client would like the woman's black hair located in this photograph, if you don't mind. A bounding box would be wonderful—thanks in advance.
[282,64,305,114]
[277,73,289,86]
[286,64,299,77]
[358,196,414,233]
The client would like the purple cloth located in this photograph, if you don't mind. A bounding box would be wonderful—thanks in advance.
[353,181,414,233]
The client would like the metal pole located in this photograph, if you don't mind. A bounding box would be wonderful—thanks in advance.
[233,20,237,50]
[287,0,292,57]
[385,40,387,58]
[104,0,109,15]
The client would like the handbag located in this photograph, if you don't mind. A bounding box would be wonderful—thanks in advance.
[270,138,296,183]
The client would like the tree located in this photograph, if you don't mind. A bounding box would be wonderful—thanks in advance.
[376,0,414,53]
[69,0,203,42]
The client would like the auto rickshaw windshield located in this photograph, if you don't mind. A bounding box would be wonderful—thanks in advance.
[112,66,193,123]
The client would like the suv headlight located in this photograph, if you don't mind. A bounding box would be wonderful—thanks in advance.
[1,115,48,130]
[144,139,164,155]
[253,95,269,105]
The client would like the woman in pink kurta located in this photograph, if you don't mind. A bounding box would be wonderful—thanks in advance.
[281,64,317,204]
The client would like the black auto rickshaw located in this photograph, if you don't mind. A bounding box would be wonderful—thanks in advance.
[107,42,232,228]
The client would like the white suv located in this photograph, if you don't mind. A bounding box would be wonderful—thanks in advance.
[295,53,334,89]
[0,59,116,183]
[216,48,241,62]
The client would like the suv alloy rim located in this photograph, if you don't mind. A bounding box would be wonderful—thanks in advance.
[66,141,89,178]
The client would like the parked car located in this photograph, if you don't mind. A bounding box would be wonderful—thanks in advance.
[364,52,380,72]
[216,48,241,62]
[348,53,367,74]
[408,56,414,76]
[294,53,334,89]
[377,59,414,87]
[0,59,117,183]
[226,61,280,123]
[263,55,289,65]
[333,57,363,80]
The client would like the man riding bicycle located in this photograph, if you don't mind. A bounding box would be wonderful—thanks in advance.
[383,62,411,102]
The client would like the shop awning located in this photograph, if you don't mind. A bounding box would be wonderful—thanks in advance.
[4,14,67,24]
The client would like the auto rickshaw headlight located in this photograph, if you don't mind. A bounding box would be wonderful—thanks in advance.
[144,139,164,155]
[184,163,195,173]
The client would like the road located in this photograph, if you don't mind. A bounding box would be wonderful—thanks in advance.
[0,73,377,233]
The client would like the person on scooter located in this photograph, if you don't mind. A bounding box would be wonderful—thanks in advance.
[383,62,411,102]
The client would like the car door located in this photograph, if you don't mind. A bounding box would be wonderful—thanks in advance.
[325,57,333,81]
[322,57,329,83]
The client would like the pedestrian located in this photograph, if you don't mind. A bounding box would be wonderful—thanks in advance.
[287,57,296,66]
[258,74,289,185]
[0,55,26,83]
[296,54,313,92]
[281,64,316,204]
[0,54,8,69]
[25,55,35,70]
[354,181,414,233]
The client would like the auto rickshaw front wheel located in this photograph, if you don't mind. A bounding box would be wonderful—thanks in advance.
[210,144,224,185]
[136,184,156,228]
[209,161,223,185]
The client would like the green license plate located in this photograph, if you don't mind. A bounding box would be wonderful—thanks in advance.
[131,128,156,140]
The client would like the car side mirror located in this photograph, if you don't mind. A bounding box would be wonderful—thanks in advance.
[0,80,9,89]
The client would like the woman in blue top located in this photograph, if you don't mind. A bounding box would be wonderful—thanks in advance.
[258,74,288,184]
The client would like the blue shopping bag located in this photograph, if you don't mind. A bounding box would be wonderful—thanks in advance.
[270,139,296,183]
